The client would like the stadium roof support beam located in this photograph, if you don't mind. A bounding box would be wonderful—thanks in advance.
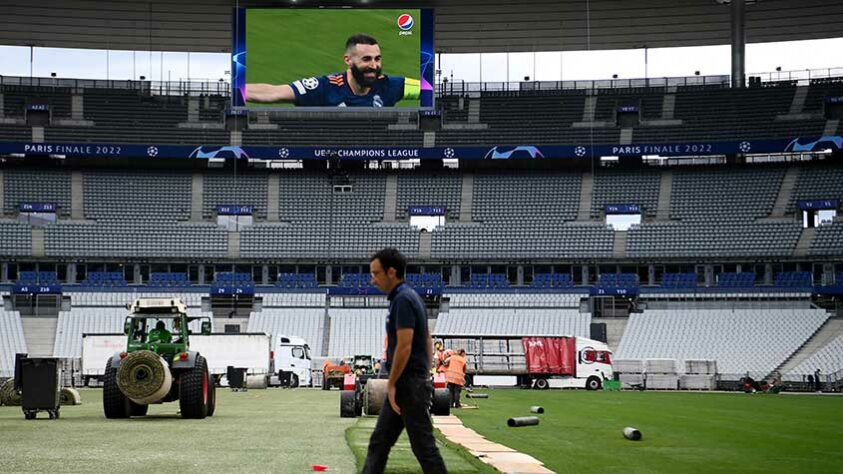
[731,0,746,88]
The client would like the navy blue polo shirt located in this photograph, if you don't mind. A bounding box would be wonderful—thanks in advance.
[384,282,430,378]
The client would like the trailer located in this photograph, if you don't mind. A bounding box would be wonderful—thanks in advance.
[432,335,613,390]
[81,333,125,386]
[83,333,273,385]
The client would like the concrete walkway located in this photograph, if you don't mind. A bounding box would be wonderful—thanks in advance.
[433,415,554,473]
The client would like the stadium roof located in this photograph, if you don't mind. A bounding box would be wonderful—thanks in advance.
[0,0,841,54]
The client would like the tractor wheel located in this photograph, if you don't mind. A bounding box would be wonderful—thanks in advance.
[355,386,363,417]
[432,389,451,416]
[103,357,131,419]
[340,390,357,418]
[207,376,217,417]
[180,355,210,419]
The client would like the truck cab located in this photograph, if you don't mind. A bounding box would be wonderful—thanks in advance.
[275,335,311,388]
[575,337,614,388]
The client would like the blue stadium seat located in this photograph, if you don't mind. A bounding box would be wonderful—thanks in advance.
[717,272,756,289]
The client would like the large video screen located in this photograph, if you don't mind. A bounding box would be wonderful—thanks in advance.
[231,8,434,109]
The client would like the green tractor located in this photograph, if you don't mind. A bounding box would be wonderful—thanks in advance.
[103,298,216,419]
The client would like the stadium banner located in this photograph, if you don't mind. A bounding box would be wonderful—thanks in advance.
[1,135,841,161]
[798,199,838,210]
[13,284,62,294]
[591,287,640,296]
[19,202,57,213]
[408,205,447,216]
[216,205,254,216]
[211,286,255,296]
[231,7,434,109]
[605,204,641,214]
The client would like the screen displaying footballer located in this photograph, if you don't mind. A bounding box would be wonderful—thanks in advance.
[233,8,434,108]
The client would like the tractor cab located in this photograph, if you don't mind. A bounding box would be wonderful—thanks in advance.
[123,298,211,360]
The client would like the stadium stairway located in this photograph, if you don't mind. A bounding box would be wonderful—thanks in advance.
[267,174,280,222]
[576,173,594,221]
[459,174,474,222]
[793,227,817,257]
[321,311,331,357]
[655,170,673,220]
[21,317,57,356]
[612,231,627,258]
[773,316,843,377]
[603,317,629,353]
[419,230,432,258]
[383,174,398,223]
[770,167,800,218]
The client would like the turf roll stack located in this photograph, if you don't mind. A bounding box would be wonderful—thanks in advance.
[116,350,172,404]
[0,378,22,406]
[246,374,269,389]
[59,387,82,406]
[364,379,388,416]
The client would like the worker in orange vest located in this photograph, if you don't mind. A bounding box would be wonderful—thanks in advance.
[444,349,467,408]
[433,341,446,374]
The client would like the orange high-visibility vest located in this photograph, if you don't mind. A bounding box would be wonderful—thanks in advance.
[435,350,447,373]
[445,355,466,386]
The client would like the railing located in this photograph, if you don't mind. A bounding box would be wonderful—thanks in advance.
[437,74,731,96]
[436,66,843,97]
[2,66,841,99]
[746,67,843,84]
[0,75,230,97]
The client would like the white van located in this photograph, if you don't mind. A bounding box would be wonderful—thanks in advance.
[275,335,312,387]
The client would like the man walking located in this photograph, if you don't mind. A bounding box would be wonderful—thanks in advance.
[363,248,447,474]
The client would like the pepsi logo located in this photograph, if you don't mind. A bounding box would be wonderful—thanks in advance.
[397,14,414,30]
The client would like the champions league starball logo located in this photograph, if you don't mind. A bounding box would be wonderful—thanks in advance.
[278,148,290,158]
[147,146,158,157]
[575,146,587,157]
[443,148,455,158]
[739,141,752,153]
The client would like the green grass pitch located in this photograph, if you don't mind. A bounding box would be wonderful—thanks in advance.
[2,388,840,473]
[245,8,421,108]
[454,389,843,473]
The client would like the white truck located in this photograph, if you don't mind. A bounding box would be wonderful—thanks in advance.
[274,335,312,388]
[81,333,126,386]
[432,335,614,390]
[82,333,273,385]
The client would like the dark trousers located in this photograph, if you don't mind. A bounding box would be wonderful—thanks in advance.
[363,376,447,474]
[447,382,462,408]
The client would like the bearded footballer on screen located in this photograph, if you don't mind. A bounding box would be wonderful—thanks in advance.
[246,34,420,107]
